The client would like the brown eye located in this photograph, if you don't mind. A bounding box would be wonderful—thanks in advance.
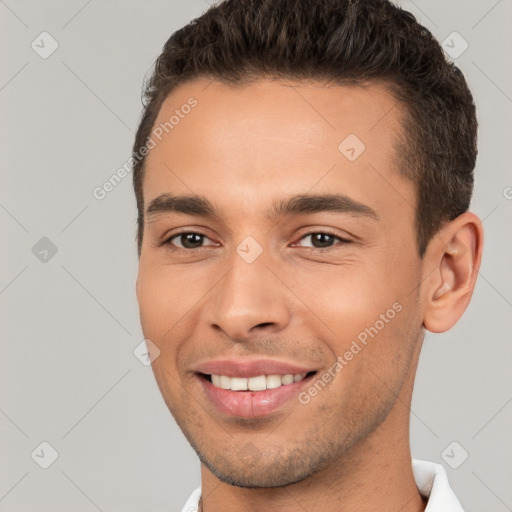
[297,232,347,249]
[177,233,204,249]
[165,231,215,250]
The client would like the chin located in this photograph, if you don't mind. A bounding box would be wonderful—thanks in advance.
[201,455,313,488]
[192,439,337,489]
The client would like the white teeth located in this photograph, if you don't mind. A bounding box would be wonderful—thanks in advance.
[230,377,248,391]
[248,375,267,391]
[209,373,308,391]
[219,375,231,390]
[281,374,294,385]
[266,375,282,389]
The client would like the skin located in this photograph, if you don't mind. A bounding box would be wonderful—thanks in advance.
[135,78,483,511]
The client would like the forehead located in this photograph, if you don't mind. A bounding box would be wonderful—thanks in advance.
[151,78,403,152]
[142,78,413,223]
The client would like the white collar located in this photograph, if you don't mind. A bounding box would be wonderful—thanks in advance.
[412,459,464,511]
[181,459,464,511]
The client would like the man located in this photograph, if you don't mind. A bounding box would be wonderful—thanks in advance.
[132,0,483,510]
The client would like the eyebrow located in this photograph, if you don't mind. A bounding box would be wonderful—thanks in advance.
[145,193,379,223]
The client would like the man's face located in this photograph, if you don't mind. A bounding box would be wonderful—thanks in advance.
[136,78,425,487]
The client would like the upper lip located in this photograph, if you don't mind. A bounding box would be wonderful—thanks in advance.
[193,358,317,378]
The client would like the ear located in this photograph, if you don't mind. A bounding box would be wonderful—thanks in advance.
[421,212,484,333]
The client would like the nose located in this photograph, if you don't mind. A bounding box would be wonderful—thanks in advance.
[206,251,291,341]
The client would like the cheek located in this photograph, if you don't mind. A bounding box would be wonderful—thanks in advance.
[137,270,166,334]
[137,272,179,360]
[136,263,214,377]
[137,263,194,331]
[285,253,420,362]
[287,263,399,334]
[137,270,184,390]
[322,298,420,423]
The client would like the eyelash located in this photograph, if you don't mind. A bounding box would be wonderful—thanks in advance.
[160,229,351,253]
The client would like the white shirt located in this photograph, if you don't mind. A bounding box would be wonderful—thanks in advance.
[180,459,464,512]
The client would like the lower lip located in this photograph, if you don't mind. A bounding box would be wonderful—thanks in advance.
[199,375,314,419]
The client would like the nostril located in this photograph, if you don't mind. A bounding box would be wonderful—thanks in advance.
[255,322,274,329]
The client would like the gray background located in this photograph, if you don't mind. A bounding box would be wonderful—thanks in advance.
[1,0,511,510]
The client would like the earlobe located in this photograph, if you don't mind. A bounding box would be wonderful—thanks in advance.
[422,212,484,333]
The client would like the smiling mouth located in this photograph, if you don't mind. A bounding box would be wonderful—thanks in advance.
[200,371,317,391]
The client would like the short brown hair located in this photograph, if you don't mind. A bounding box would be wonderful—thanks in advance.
[132,0,477,257]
